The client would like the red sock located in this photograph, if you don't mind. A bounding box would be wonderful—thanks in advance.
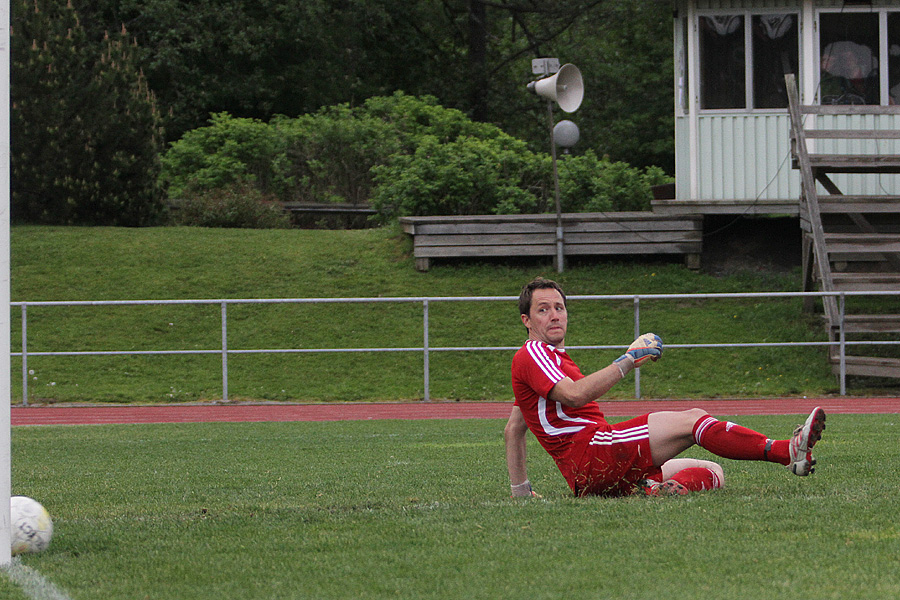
[692,415,789,465]
[668,467,723,491]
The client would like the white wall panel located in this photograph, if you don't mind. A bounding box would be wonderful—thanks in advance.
[696,113,800,200]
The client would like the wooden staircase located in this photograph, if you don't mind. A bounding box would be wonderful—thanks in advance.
[785,74,900,379]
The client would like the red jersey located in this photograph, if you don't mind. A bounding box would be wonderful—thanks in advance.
[511,339,658,496]
[511,340,608,458]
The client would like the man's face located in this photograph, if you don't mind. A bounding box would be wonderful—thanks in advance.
[522,288,567,346]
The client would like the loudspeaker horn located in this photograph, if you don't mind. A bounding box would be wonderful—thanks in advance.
[527,63,584,113]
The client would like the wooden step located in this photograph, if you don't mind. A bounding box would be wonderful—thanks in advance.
[829,355,900,378]
[817,195,900,213]
[827,315,900,333]
[802,214,900,236]
[800,105,900,115]
[831,253,896,265]
[831,272,900,291]
[808,155,900,173]
[824,233,900,254]
[820,217,900,234]
[804,129,900,139]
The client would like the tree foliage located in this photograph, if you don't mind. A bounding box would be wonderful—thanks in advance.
[76,1,459,143]
[76,0,674,171]
[11,0,165,225]
[12,0,675,227]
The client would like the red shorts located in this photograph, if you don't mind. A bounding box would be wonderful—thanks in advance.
[559,414,662,497]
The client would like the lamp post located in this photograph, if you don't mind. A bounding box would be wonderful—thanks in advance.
[527,59,583,272]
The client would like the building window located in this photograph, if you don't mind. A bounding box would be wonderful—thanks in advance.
[699,13,798,110]
[700,15,745,109]
[889,13,900,105]
[819,12,880,105]
[753,15,799,109]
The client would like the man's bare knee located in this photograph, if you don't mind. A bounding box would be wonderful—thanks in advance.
[655,408,708,435]
[648,408,712,464]
[683,407,709,421]
[676,408,710,435]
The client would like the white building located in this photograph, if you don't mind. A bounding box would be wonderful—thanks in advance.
[668,0,900,213]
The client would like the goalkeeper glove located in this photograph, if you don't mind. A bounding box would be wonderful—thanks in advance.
[615,333,663,372]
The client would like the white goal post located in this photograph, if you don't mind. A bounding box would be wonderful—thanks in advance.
[1,0,12,566]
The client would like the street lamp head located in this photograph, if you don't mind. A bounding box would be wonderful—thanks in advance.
[553,120,580,149]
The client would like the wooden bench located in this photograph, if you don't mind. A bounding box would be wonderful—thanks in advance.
[399,212,703,271]
[282,202,376,229]
[281,202,376,216]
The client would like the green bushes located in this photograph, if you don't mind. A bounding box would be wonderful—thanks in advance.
[370,134,547,218]
[161,92,672,226]
[171,181,291,229]
[557,152,672,213]
[161,113,291,200]
[283,106,401,206]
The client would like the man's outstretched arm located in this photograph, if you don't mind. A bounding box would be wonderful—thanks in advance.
[549,333,663,408]
[504,406,534,496]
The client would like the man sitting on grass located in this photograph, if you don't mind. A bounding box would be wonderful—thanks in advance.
[505,276,826,497]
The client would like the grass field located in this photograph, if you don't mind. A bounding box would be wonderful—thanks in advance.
[3,414,899,599]
[10,225,900,402]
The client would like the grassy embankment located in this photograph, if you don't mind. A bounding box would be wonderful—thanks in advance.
[11,225,896,403]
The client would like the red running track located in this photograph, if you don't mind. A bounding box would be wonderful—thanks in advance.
[10,397,900,426]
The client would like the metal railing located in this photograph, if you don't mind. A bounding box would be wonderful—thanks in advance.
[10,290,900,405]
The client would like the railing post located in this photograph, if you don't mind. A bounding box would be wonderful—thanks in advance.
[423,299,430,402]
[21,304,27,406]
[633,296,641,399]
[221,302,228,402]
[839,293,846,396]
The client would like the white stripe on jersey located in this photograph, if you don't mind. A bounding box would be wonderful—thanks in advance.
[537,395,593,436]
[588,424,650,446]
[555,401,595,426]
[525,340,566,382]
[527,340,593,437]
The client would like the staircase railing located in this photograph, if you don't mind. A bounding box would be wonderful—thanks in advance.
[785,73,838,325]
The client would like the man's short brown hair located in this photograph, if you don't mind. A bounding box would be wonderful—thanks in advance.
[518,277,567,316]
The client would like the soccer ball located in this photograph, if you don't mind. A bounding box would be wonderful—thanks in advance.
[10,496,53,555]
